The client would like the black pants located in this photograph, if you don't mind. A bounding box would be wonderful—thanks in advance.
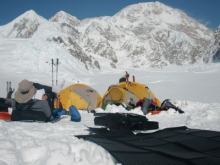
[33,83,56,110]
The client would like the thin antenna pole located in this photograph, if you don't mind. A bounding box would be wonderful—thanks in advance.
[6,81,8,97]
[52,59,54,86]
[56,58,59,85]
[9,81,12,92]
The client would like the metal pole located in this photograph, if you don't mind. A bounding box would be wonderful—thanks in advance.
[6,81,8,97]
[9,81,12,92]
[52,59,54,86]
[56,58,59,85]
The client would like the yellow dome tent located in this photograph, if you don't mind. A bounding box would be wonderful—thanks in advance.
[57,84,102,110]
[101,81,161,107]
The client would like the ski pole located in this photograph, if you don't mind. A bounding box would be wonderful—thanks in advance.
[6,81,8,97]
[9,81,11,91]
[52,59,54,86]
[56,58,59,85]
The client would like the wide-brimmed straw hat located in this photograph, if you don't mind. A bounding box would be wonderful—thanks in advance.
[15,79,36,103]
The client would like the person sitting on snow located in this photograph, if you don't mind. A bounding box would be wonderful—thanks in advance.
[11,79,65,121]
[119,72,130,83]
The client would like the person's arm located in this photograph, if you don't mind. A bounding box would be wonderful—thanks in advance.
[33,83,52,93]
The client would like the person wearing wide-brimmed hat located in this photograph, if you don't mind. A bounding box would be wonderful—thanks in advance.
[11,79,65,121]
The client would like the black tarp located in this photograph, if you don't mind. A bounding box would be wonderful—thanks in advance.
[77,126,220,165]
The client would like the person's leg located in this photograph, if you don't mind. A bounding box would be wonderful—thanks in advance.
[148,104,160,111]
[141,98,151,114]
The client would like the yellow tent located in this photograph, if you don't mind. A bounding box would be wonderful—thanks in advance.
[101,81,161,107]
[57,84,102,110]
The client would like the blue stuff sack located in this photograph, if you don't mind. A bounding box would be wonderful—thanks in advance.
[69,105,81,122]
[52,108,67,117]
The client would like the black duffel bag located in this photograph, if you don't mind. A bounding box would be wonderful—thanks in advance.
[11,101,49,122]
[94,113,159,131]
[11,109,47,122]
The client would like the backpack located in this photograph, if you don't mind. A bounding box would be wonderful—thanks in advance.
[11,102,48,122]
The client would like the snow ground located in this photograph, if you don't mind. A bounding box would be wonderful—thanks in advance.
[0,38,220,164]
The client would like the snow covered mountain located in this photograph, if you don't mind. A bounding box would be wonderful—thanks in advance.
[109,2,213,67]
[0,10,100,70]
[203,26,220,63]
[0,2,215,70]
[0,10,54,38]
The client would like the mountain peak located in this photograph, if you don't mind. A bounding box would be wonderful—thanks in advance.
[50,11,80,26]
[0,10,48,38]
[56,10,70,16]
[16,10,44,21]
[24,10,37,15]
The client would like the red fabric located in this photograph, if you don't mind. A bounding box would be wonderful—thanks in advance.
[136,99,157,107]
[151,100,157,105]
[0,112,11,121]
[136,99,143,107]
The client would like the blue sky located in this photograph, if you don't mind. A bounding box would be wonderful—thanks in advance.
[0,0,219,30]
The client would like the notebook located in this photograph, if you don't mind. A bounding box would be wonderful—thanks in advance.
[33,89,45,100]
